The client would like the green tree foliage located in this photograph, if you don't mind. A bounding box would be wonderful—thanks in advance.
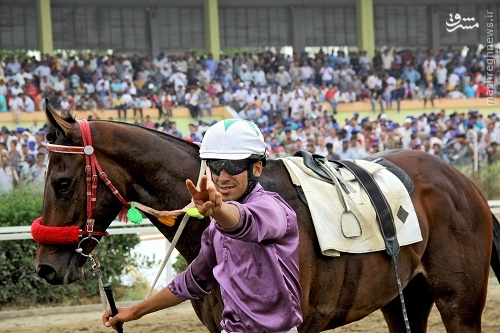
[456,161,500,200]
[0,185,146,309]
[172,253,188,275]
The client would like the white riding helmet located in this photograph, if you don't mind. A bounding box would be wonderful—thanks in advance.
[200,119,267,161]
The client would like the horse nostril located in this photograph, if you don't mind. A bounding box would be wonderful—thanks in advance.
[36,264,56,281]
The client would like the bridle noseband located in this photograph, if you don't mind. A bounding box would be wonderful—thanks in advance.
[31,119,129,256]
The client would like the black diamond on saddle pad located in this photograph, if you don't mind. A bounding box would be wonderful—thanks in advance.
[397,206,409,223]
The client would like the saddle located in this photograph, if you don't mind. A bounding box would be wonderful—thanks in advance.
[293,151,413,194]
[286,150,420,257]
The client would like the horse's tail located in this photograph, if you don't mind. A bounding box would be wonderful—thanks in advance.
[490,213,500,283]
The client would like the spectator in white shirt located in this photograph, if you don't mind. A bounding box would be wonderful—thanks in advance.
[34,61,51,79]
[447,86,466,99]
[28,152,47,184]
[199,65,212,83]
[21,93,35,112]
[435,63,448,84]
[9,94,23,123]
[60,97,70,110]
[39,75,53,92]
[359,51,371,71]
[252,65,267,86]
[396,118,414,149]
[15,68,33,87]
[10,82,23,96]
[300,61,314,83]
[448,73,460,88]
[239,64,252,87]
[275,66,292,88]
[314,136,329,157]
[453,62,467,79]
[320,62,334,85]
[422,55,437,73]
[382,48,394,71]
[53,74,67,92]
[96,74,111,95]
[184,88,200,119]
[169,67,188,90]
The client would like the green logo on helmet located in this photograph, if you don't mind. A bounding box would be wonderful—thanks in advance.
[223,119,260,135]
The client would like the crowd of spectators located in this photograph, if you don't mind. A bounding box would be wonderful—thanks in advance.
[1,46,499,193]
[0,120,47,194]
[0,45,499,121]
[1,106,499,195]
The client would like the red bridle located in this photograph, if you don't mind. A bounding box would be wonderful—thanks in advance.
[31,120,129,251]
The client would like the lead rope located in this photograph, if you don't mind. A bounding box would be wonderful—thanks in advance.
[145,159,208,299]
[90,254,110,311]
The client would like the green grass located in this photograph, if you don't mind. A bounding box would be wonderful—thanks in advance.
[335,106,498,125]
[455,161,500,200]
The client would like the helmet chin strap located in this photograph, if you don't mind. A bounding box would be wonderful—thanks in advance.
[240,162,258,201]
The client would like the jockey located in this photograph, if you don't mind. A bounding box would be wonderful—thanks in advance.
[103,119,302,333]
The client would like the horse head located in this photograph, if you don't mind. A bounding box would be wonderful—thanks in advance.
[34,104,130,284]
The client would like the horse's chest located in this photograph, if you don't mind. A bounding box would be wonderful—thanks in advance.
[191,290,224,333]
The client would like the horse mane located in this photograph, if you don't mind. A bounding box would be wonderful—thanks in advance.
[115,121,201,151]
[46,108,200,152]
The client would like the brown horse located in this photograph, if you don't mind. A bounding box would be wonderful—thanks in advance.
[34,105,500,333]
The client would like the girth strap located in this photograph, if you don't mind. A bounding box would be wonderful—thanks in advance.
[334,160,399,257]
[334,159,411,333]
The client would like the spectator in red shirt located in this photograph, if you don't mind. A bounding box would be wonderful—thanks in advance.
[24,79,39,100]
[476,82,489,98]
[325,84,339,114]
[142,115,156,129]
[206,81,217,97]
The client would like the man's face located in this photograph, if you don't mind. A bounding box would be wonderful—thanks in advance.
[37,155,45,165]
[212,161,262,201]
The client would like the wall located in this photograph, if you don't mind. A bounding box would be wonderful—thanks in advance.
[0,0,499,54]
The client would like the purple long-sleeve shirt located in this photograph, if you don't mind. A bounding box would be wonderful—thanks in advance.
[168,183,302,332]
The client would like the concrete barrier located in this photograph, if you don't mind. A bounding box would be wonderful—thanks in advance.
[2,97,497,125]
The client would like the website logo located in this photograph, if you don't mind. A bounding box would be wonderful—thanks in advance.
[446,13,479,32]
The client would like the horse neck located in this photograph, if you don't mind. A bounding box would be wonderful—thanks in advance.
[94,122,209,262]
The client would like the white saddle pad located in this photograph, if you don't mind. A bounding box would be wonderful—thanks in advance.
[281,157,423,257]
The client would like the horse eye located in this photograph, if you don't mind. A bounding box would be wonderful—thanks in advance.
[54,179,73,195]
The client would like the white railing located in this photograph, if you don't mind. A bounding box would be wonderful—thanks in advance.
[490,200,500,217]
[2,200,500,242]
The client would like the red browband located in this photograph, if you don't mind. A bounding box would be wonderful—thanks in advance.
[31,217,108,245]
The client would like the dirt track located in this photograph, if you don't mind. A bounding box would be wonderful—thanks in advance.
[2,283,499,333]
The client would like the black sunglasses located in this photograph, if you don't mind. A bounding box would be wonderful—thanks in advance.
[206,159,251,176]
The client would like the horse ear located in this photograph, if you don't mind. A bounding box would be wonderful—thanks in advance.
[45,98,74,138]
